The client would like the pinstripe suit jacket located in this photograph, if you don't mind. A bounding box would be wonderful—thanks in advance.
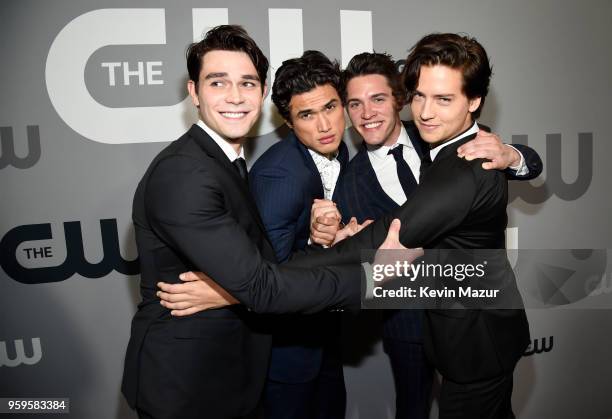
[249,131,349,382]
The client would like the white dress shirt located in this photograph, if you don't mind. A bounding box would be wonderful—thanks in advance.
[308,149,341,200]
[366,124,422,205]
[430,122,481,161]
[430,122,529,174]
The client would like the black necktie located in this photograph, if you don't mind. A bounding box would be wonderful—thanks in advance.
[233,157,248,182]
[419,152,432,183]
[388,145,417,197]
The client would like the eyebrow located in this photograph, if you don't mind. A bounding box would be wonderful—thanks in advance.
[204,72,228,80]
[203,73,260,82]
[296,99,339,117]
[415,89,455,98]
[371,93,389,99]
[347,92,388,104]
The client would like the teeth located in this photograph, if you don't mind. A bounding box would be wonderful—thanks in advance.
[364,122,382,129]
[221,112,246,119]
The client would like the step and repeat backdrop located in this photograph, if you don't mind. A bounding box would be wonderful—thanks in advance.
[1,0,611,418]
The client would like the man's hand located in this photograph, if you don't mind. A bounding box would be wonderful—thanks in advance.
[378,219,407,251]
[157,271,239,316]
[332,217,373,245]
[310,199,342,246]
[373,219,424,283]
[457,129,521,170]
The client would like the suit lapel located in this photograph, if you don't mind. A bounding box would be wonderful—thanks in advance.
[434,133,477,161]
[354,145,399,210]
[292,133,325,198]
[292,133,351,200]
[337,141,349,168]
[402,120,428,160]
[187,124,268,234]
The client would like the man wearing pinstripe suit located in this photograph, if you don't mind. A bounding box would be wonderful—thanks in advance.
[248,50,349,419]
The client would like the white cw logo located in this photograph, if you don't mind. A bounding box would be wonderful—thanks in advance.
[0,338,43,367]
[45,8,373,144]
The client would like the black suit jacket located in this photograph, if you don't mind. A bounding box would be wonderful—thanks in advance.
[291,132,530,384]
[336,121,542,227]
[334,121,541,343]
[122,125,360,418]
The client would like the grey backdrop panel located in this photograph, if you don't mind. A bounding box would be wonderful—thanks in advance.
[1,1,611,418]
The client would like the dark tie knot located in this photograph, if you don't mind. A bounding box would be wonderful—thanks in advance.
[388,144,404,161]
[233,157,248,181]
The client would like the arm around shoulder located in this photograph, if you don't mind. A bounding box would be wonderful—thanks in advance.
[146,155,359,314]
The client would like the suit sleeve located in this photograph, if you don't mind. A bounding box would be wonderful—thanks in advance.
[145,155,360,313]
[334,173,359,225]
[286,158,479,267]
[504,143,543,180]
[250,166,302,263]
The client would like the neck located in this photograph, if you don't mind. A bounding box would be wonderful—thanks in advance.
[312,148,337,160]
[383,115,403,147]
[224,138,244,155]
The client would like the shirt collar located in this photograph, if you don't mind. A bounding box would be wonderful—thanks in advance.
[197,119,245,162]
[429,121,479,161]
[308,148,339,166]
[366,124,414,160]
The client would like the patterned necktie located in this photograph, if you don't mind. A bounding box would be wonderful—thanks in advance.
[388,145,417,197]
[233,157,248,182]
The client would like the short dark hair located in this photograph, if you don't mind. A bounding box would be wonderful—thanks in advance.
[402,33,492,119]
[341,52,406,107]
[271,50,341,121]
[186,25,268,92]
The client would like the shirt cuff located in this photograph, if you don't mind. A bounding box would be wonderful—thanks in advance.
[506,144,529,176]
[362,262,375,301]
[307,237,328,249]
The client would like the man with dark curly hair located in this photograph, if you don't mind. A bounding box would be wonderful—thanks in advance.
[249,50,349,419]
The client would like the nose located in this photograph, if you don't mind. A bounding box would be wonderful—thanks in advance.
[317,113,331,133]
[226,84,244,104]
[419,99,434,120]
[362,102,376,120]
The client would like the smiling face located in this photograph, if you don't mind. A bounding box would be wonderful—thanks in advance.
[346,74,403,147]
[287,84,345,157]
[187,50,265,145]
[410,65,481,146]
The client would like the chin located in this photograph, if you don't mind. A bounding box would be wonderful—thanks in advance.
[222,130,249,141]
[363,138,383,147]
[315,144,337,155]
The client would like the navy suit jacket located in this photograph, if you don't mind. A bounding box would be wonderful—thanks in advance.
[250,132,349,382]
[335,121,543,342]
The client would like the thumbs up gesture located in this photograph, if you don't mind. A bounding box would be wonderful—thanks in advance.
[373,219,424,284]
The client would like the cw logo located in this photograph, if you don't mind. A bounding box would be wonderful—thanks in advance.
[45,8,372,144]
[0,219,139,284]
[0,338,43,367]
[0,126,41,169]
[523,336,554,356]
[510,133,593,203]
